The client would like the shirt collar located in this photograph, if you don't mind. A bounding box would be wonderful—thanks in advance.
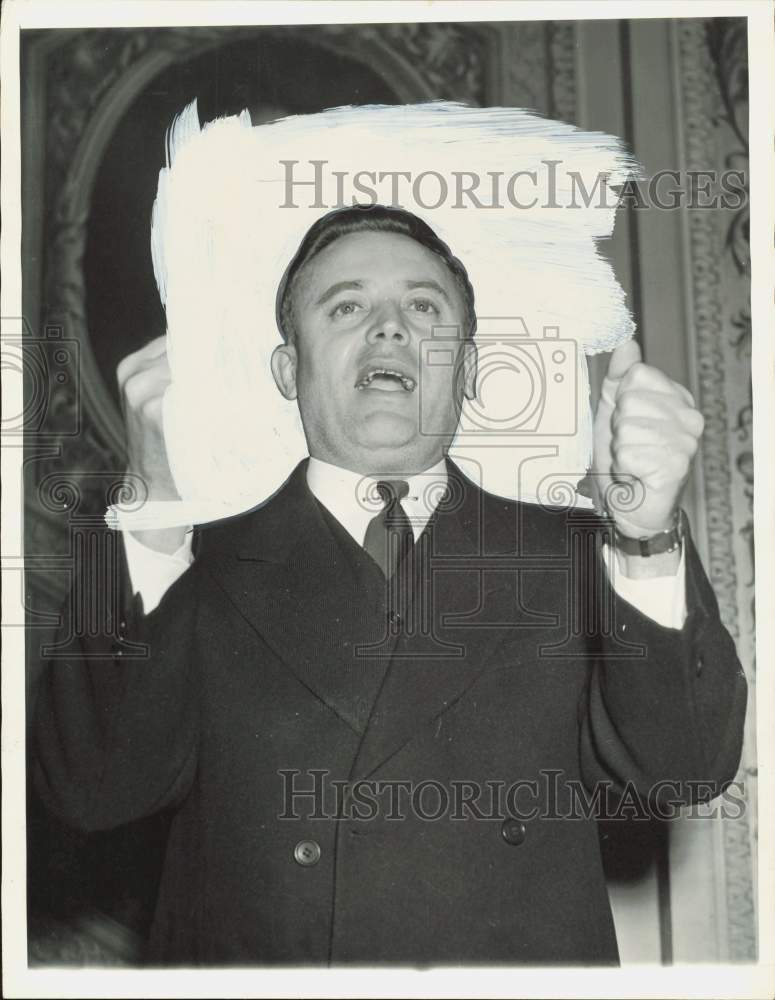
[306,456,448,547]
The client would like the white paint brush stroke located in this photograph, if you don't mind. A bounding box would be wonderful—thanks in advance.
[107,101,638,530]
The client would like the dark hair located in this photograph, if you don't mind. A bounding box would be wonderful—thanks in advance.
[275,205,477,344]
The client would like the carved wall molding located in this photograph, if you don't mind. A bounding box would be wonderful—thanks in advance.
[675,16,756,962]
[548,21,579,124]
[492,21,548,111]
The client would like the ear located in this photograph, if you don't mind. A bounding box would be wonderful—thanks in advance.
[271,342,298,400]
[461,340,478,400]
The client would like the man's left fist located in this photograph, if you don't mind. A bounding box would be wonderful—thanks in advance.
[592,339,704,538]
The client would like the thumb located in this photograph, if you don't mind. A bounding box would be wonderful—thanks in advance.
[600,338,642,407]
[606,338,642,382]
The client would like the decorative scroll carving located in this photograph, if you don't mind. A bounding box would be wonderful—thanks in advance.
[548,21,578,124]
[382,22,484,99]
[496,21,547,111]
[42,23,488,251]
[334,21,488,103]
[706,18,753,628]
[676,17,755,962]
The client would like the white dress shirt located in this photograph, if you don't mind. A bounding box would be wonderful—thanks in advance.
[123,457,687,628]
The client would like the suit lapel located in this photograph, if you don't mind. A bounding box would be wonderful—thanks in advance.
[203,462,395,735]
[203,460,520,768]
[350,463,515,780]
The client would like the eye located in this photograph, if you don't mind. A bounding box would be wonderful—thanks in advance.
[329,300,363,319]
[406,297,440,315]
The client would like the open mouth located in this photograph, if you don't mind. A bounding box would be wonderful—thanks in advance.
[355,368,417,393]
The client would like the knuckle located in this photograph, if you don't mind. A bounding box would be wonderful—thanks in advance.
[615,392,637,418]
[684,433,700,457]
[685,408,705,435]
[116,355,134,386]
[667,443,690,467]
[139,396,161,421]
[673,455,690,479]
[121,374,143,406]
[612,443,635,468]
[668,376,694,405]
[620,366,641,391]
[674,409,697,438]
[124,373,155,408]
[117,345,146,379]
[613,416,644,443]
[626,361,651,385]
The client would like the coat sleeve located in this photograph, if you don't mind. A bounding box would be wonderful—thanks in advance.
[579,525,748,806]
[33,528,200,833]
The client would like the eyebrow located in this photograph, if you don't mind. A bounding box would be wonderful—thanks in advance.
[314,281,364,307]
[315,278,451,307]
[404,280,451,303]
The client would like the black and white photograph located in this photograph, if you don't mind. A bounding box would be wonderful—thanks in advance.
[1,1,772,996]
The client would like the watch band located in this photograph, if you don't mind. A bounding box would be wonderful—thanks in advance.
[610,508,686,557]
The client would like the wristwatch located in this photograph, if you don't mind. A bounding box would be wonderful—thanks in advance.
[610,507,686,557]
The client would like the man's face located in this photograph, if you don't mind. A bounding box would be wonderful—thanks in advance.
[271,231,477,475]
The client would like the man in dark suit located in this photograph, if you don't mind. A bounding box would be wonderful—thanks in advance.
[34,206,747,965]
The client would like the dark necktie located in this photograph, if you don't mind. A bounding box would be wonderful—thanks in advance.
[363,479,414,579]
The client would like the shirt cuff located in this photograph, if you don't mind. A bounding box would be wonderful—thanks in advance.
[122,528,194,615]
[602,542,687,630]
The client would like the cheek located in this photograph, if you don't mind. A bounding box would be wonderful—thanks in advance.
[296,345,350,403]
[422,361,462,410]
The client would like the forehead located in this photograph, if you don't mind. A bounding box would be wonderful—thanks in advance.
[296,230,462,304]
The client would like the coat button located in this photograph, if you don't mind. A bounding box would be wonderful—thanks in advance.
[696,654,704,676]
[293,840,321,867]
[501,817,527,846]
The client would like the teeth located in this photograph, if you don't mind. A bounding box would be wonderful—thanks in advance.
[356,368,416,391]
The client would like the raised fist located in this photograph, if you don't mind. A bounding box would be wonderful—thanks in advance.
[117,335,186,553]
[593,339,704,539]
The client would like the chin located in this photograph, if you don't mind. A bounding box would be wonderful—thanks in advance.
[355,411,418,446]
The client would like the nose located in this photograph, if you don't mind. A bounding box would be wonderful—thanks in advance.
[366,302,409,345]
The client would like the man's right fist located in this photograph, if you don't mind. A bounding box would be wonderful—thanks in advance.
[117,336,188,554]
[117,335,178,502]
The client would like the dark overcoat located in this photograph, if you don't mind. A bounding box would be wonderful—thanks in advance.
[34,460,747,965]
